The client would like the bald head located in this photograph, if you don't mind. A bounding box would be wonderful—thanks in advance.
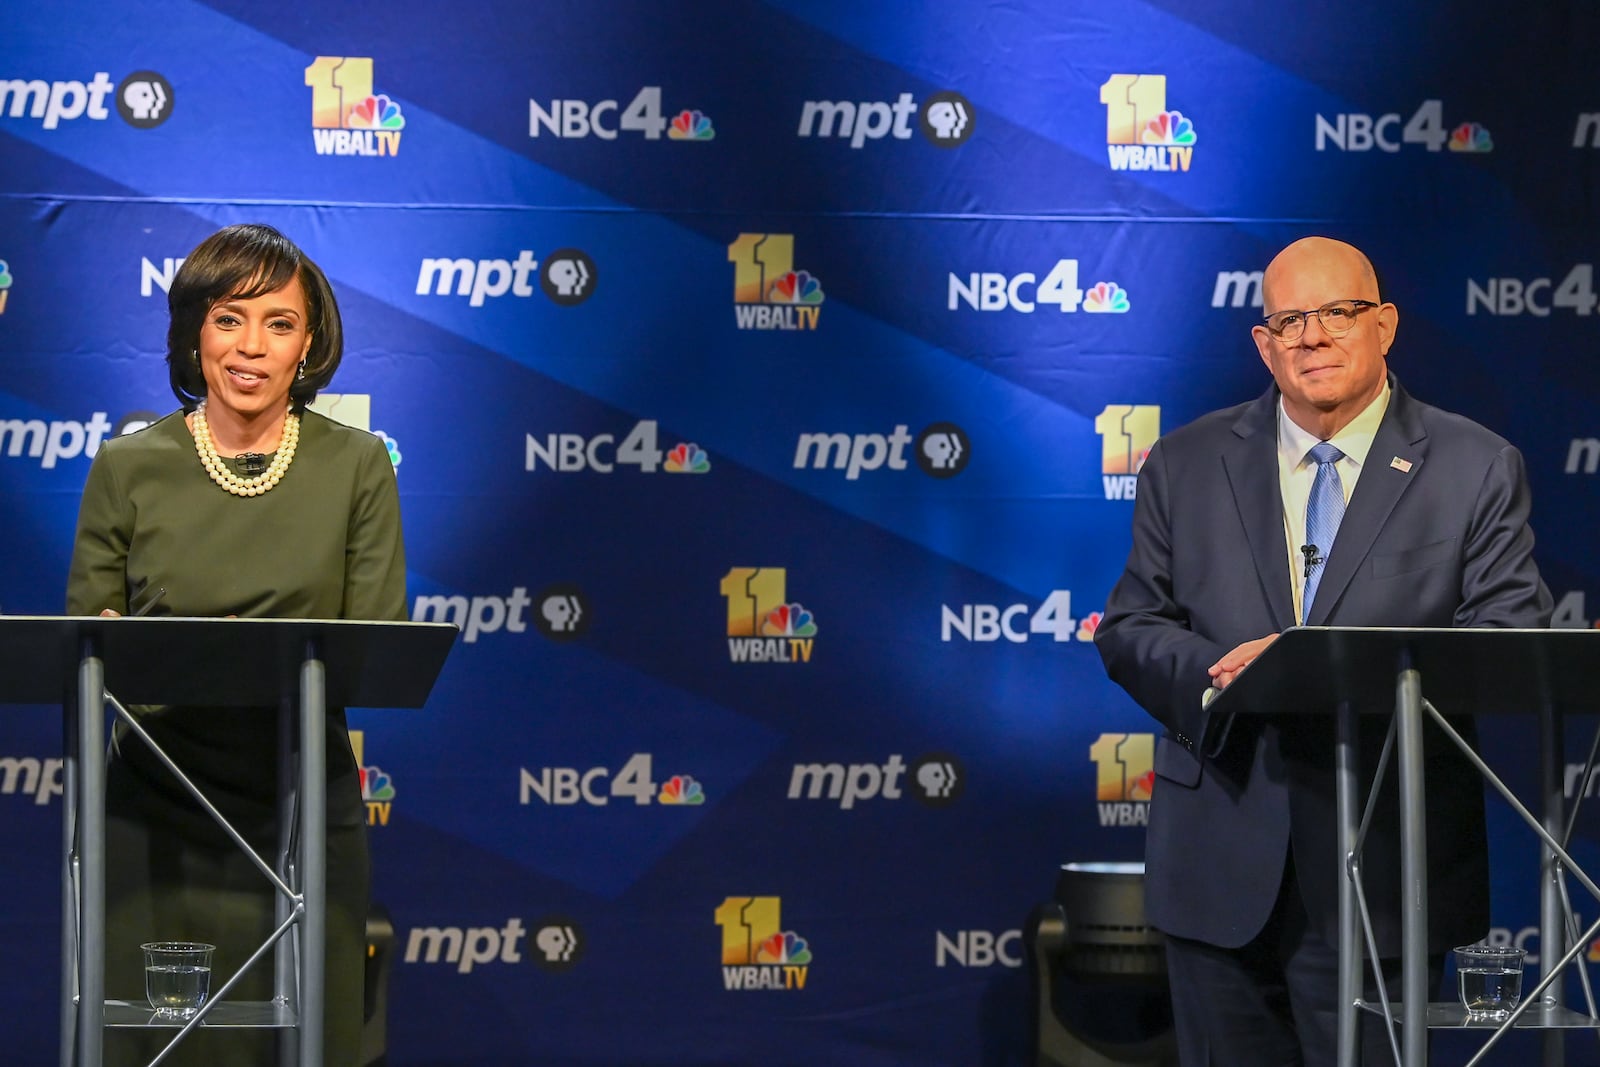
[1262,237,1380,310]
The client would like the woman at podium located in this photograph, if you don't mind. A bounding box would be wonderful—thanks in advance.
[65,223,406,1066]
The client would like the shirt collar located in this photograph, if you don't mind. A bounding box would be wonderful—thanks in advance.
[1277,380,1391,471]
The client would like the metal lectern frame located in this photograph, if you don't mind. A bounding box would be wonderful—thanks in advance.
[0,617,455,1067]
[1206,626,1600,1067]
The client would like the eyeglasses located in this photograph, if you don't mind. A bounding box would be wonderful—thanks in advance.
[1261,299,1379,342]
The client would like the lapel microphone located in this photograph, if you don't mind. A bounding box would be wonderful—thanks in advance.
[1300,543,1322,581]
[236,452,268,476]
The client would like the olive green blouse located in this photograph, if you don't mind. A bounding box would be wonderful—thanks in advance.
[64,408,406,831]
[67,408,405,622]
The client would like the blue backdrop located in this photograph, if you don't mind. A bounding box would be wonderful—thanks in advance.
[3,2,1600,1063]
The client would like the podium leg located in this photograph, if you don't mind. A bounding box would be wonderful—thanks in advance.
[299,643,325,1067]
[1336,701,1360,1067]
[1397,668,1427,1067]
[62,689,78,1067]
[77,645,105,1067]
[1539,701,1565,1067]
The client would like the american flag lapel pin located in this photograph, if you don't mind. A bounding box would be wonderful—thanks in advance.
[1390,456,1413,473]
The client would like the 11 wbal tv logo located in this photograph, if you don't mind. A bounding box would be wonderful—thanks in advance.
[1100,74,1196,172]
[797,89,975,148]
[729,234,825,330]
[716,896,812,991]
[0,70,172,130]
[1090,732,1154,827]
[350,730,395,828]
[1096,404,1159,500]
[305,57,405,157]
[722,567,817,664]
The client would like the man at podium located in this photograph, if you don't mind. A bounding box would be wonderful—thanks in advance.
[1095,236,1553,1066]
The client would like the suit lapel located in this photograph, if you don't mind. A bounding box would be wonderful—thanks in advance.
[1222,387,1294,632]
[1305,378,1428,624]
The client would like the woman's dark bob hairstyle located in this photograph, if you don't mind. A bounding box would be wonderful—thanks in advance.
[165,223,343,411]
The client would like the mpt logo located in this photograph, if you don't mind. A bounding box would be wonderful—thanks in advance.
[534,585,589,642]
[797,89,975,148]
[115,72,172,128]
[532,918,583,972]
[791,422,969,480]
[0,70,172,129]
[916,423,969,478]
[417,249,596,307]
[411,587,532,643]
[786,752,962,809]
[540,249,596,306]
[1211,270,1263,309]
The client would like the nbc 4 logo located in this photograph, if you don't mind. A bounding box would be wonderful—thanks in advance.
[1096,404,1159,500]
[529,86,715,141]
[1101,74,1196,172]
[722,567,817,664]
[715,896,812,991]
[351,731,395,827]
[1315,100,1491,153]
[729,234,825,331]
[0,257,11,314]
[305,57,405,157]
[1089,732,1154,827]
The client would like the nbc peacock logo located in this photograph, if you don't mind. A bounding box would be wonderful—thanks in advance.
[1100,74,1197,173]
[351,731,396,828]
[721,567,817,665]
[305,57,406,157]
[728,234,825,331]
[1448,122,1493,153]
[715,896,812,991]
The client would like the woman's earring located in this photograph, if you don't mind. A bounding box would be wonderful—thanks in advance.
[297,360,306,381]
[192,348,200,366]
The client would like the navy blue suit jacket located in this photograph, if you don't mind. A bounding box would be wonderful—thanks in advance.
[1095,375,1552,954]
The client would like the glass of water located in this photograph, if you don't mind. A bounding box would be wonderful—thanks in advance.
[1455,942,1526,1020]
[141,941,214,1018]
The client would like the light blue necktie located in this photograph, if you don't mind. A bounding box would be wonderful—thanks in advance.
[1302,442,1346,624]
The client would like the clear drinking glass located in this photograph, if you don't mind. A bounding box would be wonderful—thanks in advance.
[141,941,214,1017]
[1454,942,1526,1020]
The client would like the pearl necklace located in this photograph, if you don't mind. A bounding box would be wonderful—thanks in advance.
[191,400,300,497]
